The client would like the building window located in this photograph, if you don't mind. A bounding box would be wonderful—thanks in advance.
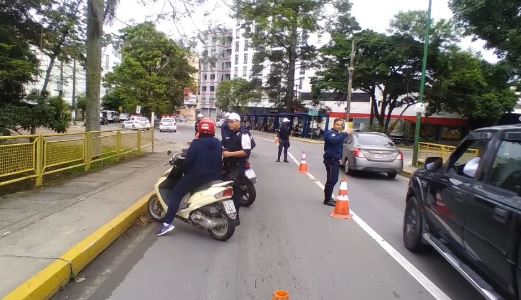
[236,29,240,38]
[244,53,248,64]
[234,67,238,77]
[210,74,215,80]
[210,86,215,92]
[299,77,304,89]
[211,49,216,56]
[202,86,207,92]
[242,66,247,77]
[225,74,231,80]
[203,74,207,80]
[235,42,239,51]
[300,66,306,75]
[235,54,239,63]
[244,40,248,51]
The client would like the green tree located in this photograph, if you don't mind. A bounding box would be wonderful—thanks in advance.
[450,0,521,70]
[427,50,518,127]
[234,0,327,111]
[104,22,196,116]
[216,78,260,111]
[102,91,124,111]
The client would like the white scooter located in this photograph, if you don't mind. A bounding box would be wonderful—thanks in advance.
[147,150,237,241]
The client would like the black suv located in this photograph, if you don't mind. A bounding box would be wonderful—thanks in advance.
[403,125,521,299]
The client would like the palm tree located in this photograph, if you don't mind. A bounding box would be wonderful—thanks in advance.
[85,0,119,131]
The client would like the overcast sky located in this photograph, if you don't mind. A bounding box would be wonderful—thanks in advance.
[110,0,497,62]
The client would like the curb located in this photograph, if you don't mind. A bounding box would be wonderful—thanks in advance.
[400,169,414,178]
[4,191,154,300]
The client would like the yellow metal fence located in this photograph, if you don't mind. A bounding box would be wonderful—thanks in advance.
[418,142,478,164]
[0,129,154,188]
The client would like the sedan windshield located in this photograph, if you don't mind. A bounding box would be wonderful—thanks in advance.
[357,134,394,147]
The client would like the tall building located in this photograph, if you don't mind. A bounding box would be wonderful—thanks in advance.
[198,28,233,117]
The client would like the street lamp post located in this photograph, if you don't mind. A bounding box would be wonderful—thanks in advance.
[412,0,433,166]
[346,66,354,122]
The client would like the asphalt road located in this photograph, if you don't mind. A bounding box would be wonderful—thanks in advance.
[54,124,482,300]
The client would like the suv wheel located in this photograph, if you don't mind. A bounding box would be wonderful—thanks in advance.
[403,196,430,252]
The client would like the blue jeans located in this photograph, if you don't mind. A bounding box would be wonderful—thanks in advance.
[324,159,340,202]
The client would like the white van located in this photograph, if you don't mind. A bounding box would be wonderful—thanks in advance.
[101,110,120,122]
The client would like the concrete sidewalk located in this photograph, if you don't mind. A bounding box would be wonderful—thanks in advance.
[0,141,180,297]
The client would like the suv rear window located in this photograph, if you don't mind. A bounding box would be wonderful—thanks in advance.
[357,134,393,146]
[161,118,174,122]
[489,140,521,195]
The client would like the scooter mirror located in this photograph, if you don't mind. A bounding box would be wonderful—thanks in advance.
[166,150,172,156]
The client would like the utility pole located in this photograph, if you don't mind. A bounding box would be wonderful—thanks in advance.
[72,59,77,125]
[412,0,433,166]
[346,38,356,123]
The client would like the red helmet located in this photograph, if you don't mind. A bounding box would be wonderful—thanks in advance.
[197,118,216,136]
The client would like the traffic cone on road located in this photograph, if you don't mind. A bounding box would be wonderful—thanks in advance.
[272,290,289,300]
[330,178,351,219]
[298,152,308,173]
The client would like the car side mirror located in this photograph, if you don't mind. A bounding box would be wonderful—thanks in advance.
[425,157,443,171]
[166,150,172,156]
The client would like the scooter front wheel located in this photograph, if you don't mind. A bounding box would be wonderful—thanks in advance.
[208,211,235,241]
[147,194,166,222]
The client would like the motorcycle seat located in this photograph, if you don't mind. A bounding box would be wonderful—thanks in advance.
[191,180,223,194]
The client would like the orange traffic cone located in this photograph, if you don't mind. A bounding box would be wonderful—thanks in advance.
[272,290,289,300]
[298,152,308,173]
[330,178,351,219]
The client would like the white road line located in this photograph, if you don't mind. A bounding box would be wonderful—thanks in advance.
[287,152,300,165]
[286,150,451,300]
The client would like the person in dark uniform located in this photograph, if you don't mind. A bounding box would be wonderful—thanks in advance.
[276,118,291,163]
[221,112,251,223]
[323,119,350,207]
[194,113,204,135]
[220,112,231,140]
[158,118,222,236]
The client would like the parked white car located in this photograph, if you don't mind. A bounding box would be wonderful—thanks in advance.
[119,113,130,122]
[159,117,177,132]
[122,116,151,130]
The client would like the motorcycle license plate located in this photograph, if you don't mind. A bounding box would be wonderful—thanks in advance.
[223,200,236,214]
[245,169,256,180]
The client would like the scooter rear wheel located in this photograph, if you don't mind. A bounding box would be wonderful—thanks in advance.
[147,194,166,222]
[239,179,256,207]
[208,211,235,241]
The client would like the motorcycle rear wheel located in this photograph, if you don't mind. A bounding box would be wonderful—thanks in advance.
[208,211,235,241]
[147,194,166,222]
[239,179,256,207]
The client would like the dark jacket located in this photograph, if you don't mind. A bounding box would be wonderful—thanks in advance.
[183,136,222,179]
[323,129,348,161]
[221,124,231,140]
[278,124,291,140]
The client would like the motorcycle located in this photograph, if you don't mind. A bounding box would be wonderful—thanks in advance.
[239,160,257,207]
[147,150,237,241]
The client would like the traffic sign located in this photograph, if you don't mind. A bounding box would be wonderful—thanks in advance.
[136,105,141,114]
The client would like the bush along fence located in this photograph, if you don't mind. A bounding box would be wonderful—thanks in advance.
[0,129,154,188]
[417,142,478,165]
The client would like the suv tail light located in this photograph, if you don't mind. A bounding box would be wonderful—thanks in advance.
[353,148,365,158]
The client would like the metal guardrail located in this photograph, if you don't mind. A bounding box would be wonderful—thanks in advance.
[418,142,478,163]
[0,129,154,188]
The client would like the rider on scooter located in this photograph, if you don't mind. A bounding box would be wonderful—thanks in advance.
[158,118,222,236]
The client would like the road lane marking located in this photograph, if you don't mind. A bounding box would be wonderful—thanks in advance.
[287,152,300,165]
[285,149,451,300]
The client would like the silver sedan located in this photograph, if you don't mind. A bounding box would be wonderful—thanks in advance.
[342,132,403,178]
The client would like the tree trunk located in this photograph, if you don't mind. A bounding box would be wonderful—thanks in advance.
[42,55,56,93]
[285,29,298,112]
[85,0,104,132]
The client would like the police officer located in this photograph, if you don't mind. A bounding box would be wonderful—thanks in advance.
[276,118,291,163]
[323,118,350,207]
[222,113,251,223]
[195,113,204,135]
[158,119,222,236]
[220,112,231,140]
